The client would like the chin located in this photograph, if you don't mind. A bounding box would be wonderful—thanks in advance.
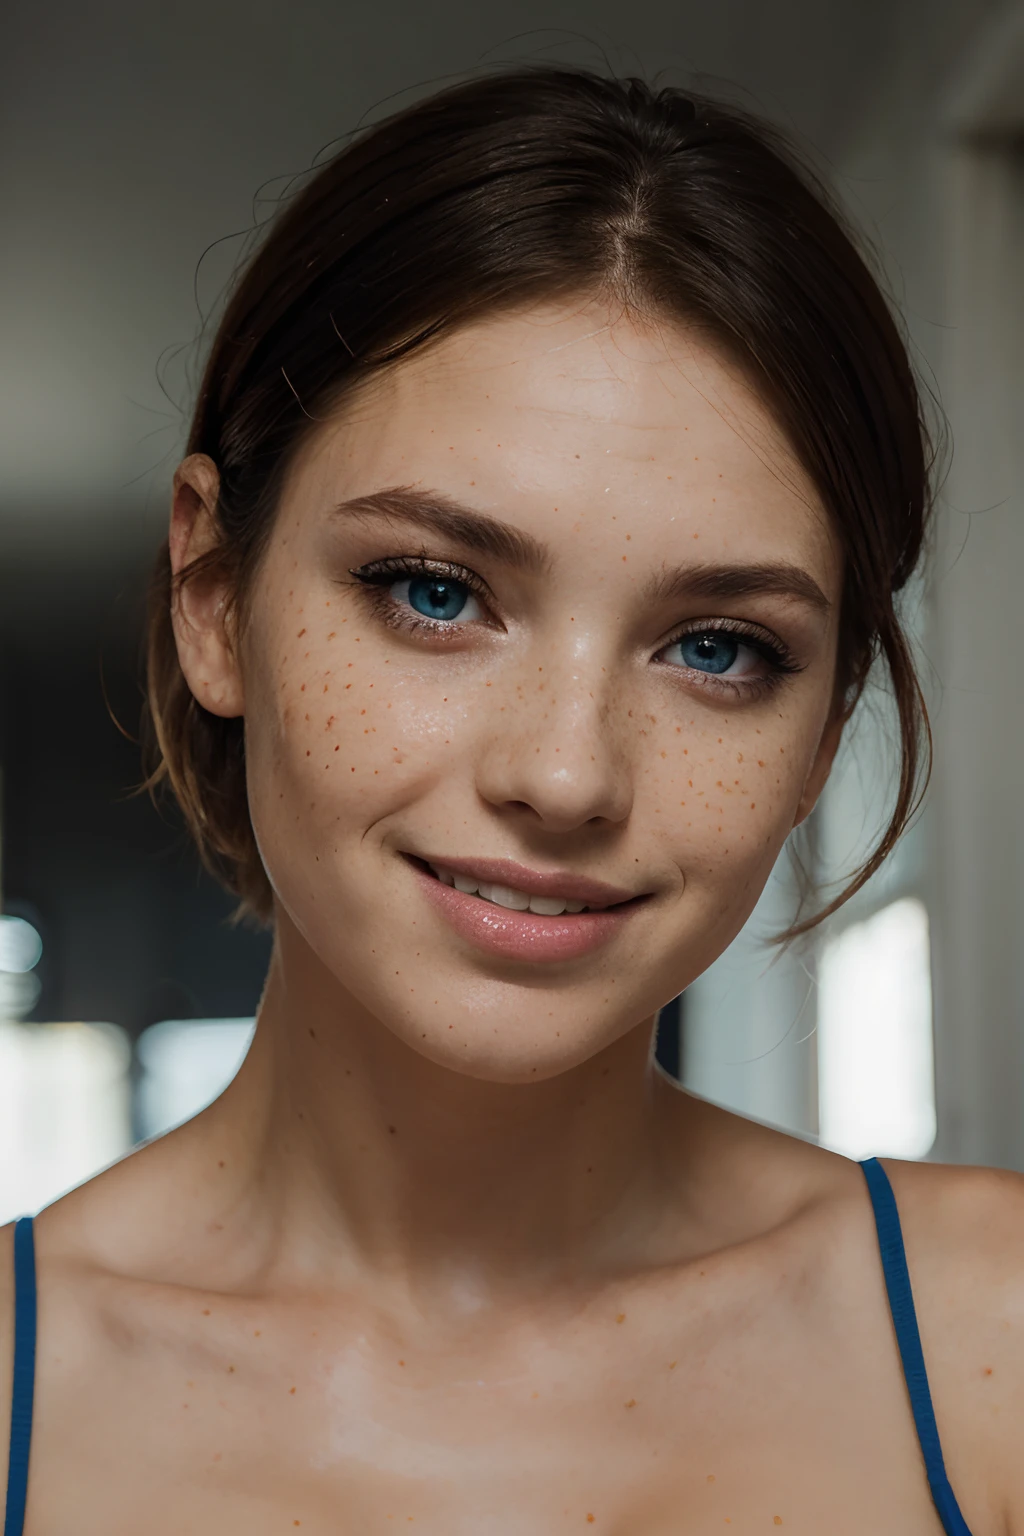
[344,955,659,1083]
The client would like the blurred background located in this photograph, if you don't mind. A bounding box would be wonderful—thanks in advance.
[1,0,1022,1220]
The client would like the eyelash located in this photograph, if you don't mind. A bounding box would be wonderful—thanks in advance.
[348,555,494,637]
[347,555,803,700]
[657,617,803,702]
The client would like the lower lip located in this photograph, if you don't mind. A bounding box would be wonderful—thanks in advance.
[412,864,639,963]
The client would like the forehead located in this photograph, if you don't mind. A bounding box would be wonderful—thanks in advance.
[287,298,838,578]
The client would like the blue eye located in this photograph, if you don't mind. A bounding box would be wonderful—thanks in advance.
[395,575,479,623]
[670,631,742,675]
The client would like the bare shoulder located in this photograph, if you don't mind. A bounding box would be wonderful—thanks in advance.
[884,1158,1024,1524]
[884,1156,1024,1302]
[0,1221,14,1514]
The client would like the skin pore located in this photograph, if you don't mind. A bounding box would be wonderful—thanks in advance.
[2,297,1024,1536]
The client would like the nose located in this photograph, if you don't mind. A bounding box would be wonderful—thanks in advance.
[474,650,634,834]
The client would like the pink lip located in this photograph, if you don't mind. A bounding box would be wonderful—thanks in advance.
[407,857,644,964]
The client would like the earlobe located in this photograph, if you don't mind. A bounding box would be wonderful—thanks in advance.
[169,454,245,721]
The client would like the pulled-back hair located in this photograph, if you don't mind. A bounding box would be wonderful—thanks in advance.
[143,66,934,934]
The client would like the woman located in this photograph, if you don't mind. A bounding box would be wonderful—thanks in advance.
[2,66,1021,1536]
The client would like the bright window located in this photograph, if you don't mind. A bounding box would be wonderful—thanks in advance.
[0,1021,132,1224]
[136,1018,255,1141]
[817,897,936,1160]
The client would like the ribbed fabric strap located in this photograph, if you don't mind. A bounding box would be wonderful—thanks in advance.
[4,1217,36,1536]
[859,1158,974,1536]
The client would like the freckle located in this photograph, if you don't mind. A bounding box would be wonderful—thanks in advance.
[328,631,336,639]
[202,1309,210,1316]
[227,1365,235,1373]
[624,1398,637,1408]
[984,1366,993,1376]
[774,1520,783,1527]
[616,1313,626,1323]
[669,1361,677,1369]
[399,1359,406,1366]
[707,1474,715,1483]
[587,1517,595,1524]
[289,1386,297,1394]
[297,628,306,637]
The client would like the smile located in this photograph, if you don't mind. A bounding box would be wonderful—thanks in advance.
[406,855,644,963]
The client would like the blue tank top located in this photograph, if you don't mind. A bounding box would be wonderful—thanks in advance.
[3,1158,975,1535]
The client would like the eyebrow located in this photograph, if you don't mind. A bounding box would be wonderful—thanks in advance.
[331,485,831,615]
[643,560,832,617]
[330,487,549,573]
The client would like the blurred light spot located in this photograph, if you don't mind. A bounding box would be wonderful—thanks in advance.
[818,897,935,1160]
[0,915,43,974]
[136,1018,254,1141]
[0,1022,132,1224]
[0,970,41,1020]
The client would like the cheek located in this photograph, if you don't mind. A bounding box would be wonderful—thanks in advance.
[241,603,474,864]
[645,708,814,906]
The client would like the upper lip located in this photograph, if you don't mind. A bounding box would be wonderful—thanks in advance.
[408,854,640,907]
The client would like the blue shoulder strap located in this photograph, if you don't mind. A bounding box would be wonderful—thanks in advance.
[859,1158,974,1536]
[4,1217,36,1536]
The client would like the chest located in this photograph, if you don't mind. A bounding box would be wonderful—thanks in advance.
[25,1294,950,1536]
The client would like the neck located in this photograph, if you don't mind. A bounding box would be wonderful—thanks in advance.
[204,920,690,1308]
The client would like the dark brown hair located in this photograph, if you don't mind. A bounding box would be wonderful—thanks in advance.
[143,65,934,935]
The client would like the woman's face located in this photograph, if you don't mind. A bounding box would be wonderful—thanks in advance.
[234,299,843,1080]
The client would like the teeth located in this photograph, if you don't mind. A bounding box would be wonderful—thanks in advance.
[428,863,591,916]
[479,883,531,911]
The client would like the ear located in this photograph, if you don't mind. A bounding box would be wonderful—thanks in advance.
[791,704,845,830]
[169,454,244,719]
